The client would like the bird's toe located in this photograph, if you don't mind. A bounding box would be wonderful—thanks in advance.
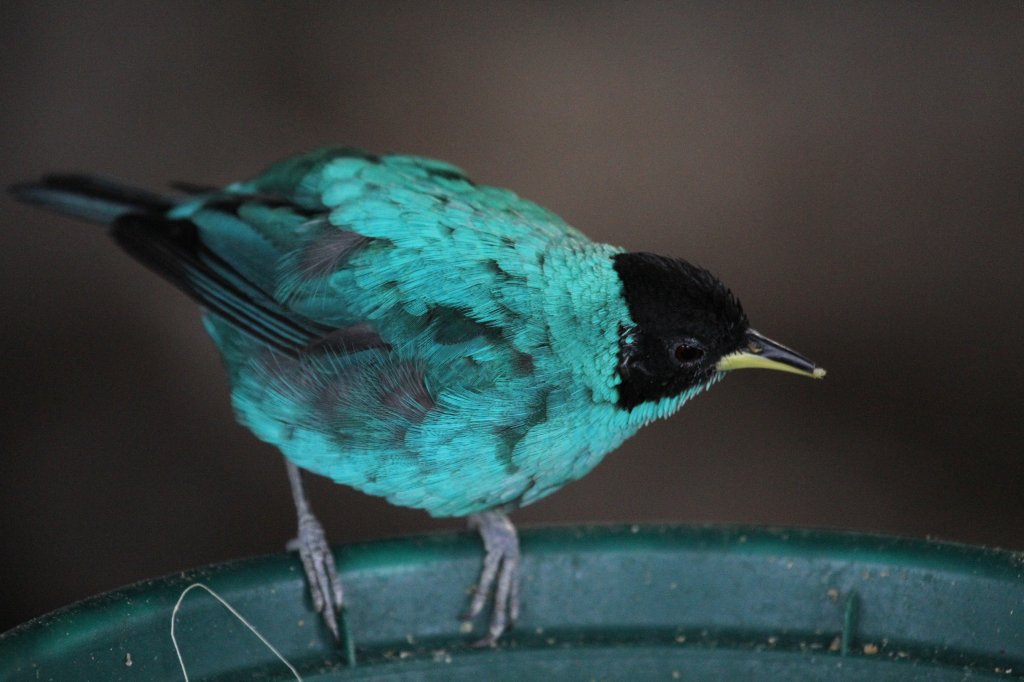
[290,512,344,640]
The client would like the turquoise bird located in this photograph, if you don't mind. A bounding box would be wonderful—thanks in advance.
[11,148,824,645]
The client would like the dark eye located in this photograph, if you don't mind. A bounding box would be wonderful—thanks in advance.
[673,343,705,364]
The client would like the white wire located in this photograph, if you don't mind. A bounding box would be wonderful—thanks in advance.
[170,582,302,681]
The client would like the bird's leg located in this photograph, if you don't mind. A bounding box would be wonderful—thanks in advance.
[284,458,343,640]
[463,510,520,646]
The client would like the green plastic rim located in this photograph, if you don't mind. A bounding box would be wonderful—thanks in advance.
[2,525,1023,680]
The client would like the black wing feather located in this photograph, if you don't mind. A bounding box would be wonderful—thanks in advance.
[111,214,332,354]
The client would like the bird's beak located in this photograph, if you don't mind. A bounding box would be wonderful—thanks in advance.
[716,330,826,379]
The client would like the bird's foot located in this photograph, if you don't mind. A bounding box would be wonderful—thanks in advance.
[462,510,520,647]
[287,511,344,640]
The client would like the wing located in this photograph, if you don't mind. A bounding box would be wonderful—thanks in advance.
[177,147,591,350]
[257,149,587,332]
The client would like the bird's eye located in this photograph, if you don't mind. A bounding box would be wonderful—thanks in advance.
[673,343,705,364]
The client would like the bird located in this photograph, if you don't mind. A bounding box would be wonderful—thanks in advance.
[10,147,824,647]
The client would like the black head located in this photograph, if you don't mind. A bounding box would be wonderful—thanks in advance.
[612,252,749,410]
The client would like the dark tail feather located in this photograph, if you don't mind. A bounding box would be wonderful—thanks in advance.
[169,181,218,195]
[9,174,173,225]
[11,173,332,354]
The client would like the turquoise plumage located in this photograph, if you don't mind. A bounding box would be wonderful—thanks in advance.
[11,147,823,647]
[194,150,657,517]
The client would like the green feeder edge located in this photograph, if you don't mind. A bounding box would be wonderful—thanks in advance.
[2,525,1023,680]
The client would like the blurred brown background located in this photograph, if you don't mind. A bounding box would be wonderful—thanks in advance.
[1,2,1022,633]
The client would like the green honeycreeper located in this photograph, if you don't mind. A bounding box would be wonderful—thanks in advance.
[11,148,824,645]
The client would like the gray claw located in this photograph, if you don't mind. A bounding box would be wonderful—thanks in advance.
[290,511,344,640]
[284,459,345,642]
[464,511,520,645]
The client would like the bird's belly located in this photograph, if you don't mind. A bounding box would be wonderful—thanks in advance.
[234,382,637,518]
